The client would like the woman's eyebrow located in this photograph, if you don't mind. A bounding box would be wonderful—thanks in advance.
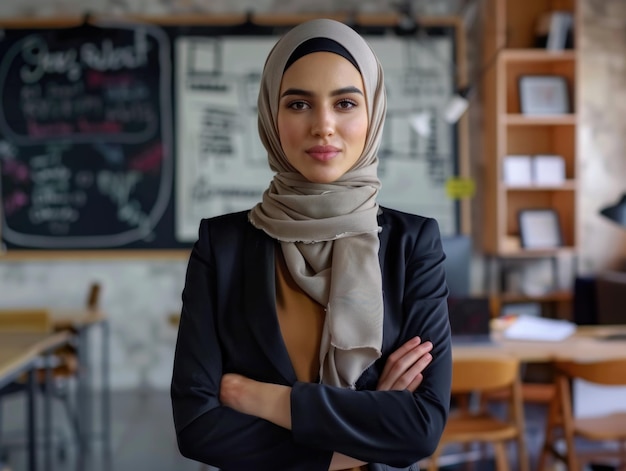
[280,86,364,98]
[331,86,363,97]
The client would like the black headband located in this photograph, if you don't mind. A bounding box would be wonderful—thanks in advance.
[284,38,360,73]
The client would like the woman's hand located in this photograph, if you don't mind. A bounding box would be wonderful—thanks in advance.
[330,342,432,471]
[219,373,258,416]
[220,373,292,429]
[377,336,433,392]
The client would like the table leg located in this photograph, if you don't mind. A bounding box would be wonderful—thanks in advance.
[26,369,37,471]
[44,354,53,471]
[71,319,111,469]
[76,327,92,463]
[102,320,111,471]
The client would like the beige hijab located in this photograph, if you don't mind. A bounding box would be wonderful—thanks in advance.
[249,19,387,389]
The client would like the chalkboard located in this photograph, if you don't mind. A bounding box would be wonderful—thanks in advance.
[0,16,464,253]
[0,20,180,250]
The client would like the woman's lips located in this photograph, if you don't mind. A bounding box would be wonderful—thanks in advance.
[306,145,340,162]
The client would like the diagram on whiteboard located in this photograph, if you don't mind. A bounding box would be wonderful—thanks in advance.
[175,33,457,242]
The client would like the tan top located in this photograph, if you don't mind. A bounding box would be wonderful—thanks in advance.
[275,250,367,471]
[275,249,325,382]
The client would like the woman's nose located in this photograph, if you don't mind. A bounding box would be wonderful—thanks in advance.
[311,108,335,137]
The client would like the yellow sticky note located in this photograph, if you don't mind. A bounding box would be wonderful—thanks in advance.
[446,177,475,199]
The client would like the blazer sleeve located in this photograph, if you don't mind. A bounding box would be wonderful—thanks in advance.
[171,219,333,471]
[290,217,452,468]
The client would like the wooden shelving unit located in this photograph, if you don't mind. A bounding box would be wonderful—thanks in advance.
[481,0,578,318]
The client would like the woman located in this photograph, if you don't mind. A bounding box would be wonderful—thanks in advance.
[171,18,451,471]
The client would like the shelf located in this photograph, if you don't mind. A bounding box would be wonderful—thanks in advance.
[495,290,573,303]
[500,49,576,62]
[504,181,577,191]
[500,247,576,258]
[489,289,574,322]
[502,0,576,49]
[481,0,578,291]
[497,240,577,257]
[503,114,576,125]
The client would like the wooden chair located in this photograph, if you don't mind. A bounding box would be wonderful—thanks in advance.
[426,357,529,471]
[86,282,101,311]
[539,358,626,471]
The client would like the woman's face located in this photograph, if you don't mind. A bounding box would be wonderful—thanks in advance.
[277,52,368,183]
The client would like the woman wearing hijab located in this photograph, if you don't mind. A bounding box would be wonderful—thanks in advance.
[171,18,452,471]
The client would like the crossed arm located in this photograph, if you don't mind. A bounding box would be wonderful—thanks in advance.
[220,336,434,470]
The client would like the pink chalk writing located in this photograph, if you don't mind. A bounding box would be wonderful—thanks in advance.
[3,191,29,216]
[129,142,163,173]
[86,70,134,88]
[77,119,122,134]
[1,159,30,182]
[27,120,73,137]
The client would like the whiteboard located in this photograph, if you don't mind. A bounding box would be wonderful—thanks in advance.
[175,31,458,242]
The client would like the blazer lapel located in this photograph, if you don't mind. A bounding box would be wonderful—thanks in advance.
[377,209,390,275]
[242,225,297,385]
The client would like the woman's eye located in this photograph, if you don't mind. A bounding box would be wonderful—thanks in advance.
[337,99,357,110]
[288,101,309,110]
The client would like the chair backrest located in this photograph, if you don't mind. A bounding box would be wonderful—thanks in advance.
[543,357,626,470]
[0,309,52,333]
[86,282,101,310]
[451,357,520,393]
[554,359,626,386]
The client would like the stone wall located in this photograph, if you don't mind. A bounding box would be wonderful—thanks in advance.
[578,0,626,272]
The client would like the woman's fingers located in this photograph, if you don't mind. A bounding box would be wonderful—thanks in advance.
[377,338,433,391]
[384,336,422,367]
[406,373,424,392]
[378,336,421,381]
[392,351,433,391]
[386,339,432,381]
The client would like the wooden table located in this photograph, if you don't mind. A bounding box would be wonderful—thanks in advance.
[0,331,72,471]
[452,325,626,362]
[49,309,106,331]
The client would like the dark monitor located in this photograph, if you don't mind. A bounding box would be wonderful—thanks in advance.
[441,235,472,298]
[447,296,492,342]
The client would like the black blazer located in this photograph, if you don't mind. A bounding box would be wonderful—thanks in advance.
[171,207,452,471]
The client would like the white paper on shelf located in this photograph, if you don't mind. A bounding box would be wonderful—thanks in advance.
[503,155,533,186]
[503,315,576,341]
[532,154,566,185]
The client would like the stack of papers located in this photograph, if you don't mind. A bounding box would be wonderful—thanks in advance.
[503,315,576,342]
